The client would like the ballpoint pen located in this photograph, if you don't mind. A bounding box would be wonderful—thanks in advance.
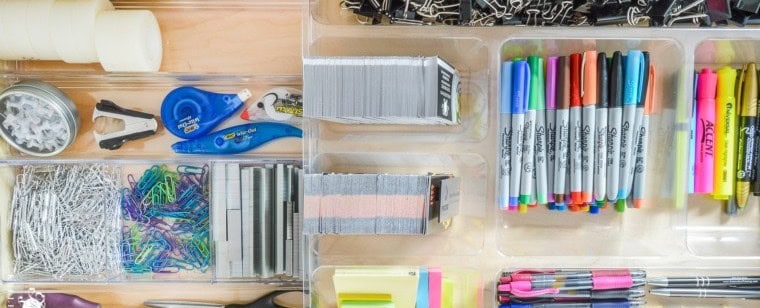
[713,66,738,200]
[502,288,646,301]
[500,301,646,308]
[688,72,697,194]
[144,290,303,308]
[529,55,549,206]
[581,51,598,210]
[632,64,655,208]
[735,63,757,209]
[510,60,530,211]
[593,52,608,210]
[616,50,643,212]
[501,269,647,283]
[627,52,650,209]
[546,56,558,209]
[695,68,717,194]
[569,53,583,208]
[606,51,623,207]
[650,288,760,299]
[554,56,571,211]
[500,61,513,210]
[648,276,760,287]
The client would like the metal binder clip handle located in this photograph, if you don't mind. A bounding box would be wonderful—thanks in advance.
[92,99,158,150]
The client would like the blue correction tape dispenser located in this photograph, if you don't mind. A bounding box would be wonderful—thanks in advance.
[171,122,303,155]
[161,86,251,139]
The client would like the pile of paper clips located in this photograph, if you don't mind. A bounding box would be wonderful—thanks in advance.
[120,165,211,274]
[12,165,122,280]
[341,0,759,27]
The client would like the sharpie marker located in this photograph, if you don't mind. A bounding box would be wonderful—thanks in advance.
[569,53,583,207]
[546,57,558,208]
[713,67,737,200]
[695,68,717,194]
[581,51,598,209]
[606,51,623,206]
[735,63,757,209]
[519,57,539,208]
[510,61,531,211]
[171,122,302,154]
[633,64,655,208]
[529,55,549,205]
[627,52,650,202]
[554,56,571,210]
[616,50,643,212]
[500,61,513,209]
[593,52,609,209]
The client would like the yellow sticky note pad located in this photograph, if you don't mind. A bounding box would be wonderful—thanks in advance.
[442,278,454,308]
[333,267,420,308]
[340,301,395,308]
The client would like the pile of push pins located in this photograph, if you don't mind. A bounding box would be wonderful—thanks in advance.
[120,165,211,274]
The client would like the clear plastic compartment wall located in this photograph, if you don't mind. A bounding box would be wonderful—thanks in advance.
[304,0,760,305]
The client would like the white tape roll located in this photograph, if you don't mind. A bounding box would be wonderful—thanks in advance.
[0,1,35,60]
[50,0,114,63]
[95,10,163,72]
[26,0,58,60]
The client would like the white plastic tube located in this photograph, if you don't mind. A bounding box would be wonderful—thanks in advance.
[95,10,163,72]
[50,0,114,63]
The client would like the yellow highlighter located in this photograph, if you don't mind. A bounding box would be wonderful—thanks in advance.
[713,67,738,200]
[735,63,757,209]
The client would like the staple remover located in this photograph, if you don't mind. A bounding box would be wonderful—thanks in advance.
[92,99,158,150]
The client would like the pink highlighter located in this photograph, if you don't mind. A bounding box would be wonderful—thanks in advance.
[695,68,717,194]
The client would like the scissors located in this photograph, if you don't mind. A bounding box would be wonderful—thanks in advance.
[144,290,303,308]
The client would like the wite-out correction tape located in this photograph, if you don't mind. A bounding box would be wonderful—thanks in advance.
[95,10,163,72]
[50,0,114,63]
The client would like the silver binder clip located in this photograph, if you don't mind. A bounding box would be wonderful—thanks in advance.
[92,100,158,150]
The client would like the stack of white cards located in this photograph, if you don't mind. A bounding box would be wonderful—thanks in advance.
[303,173,461,235]
[213,163,303,280]
[303,56,461,125]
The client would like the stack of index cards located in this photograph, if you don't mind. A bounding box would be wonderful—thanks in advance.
[303,173,461,235]
[303,56,461,125]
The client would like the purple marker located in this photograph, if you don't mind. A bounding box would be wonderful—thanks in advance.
[545,56,558,209]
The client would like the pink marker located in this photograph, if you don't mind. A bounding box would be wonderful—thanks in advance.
[695,68,717,194]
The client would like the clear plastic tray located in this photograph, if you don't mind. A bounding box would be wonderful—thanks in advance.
[303,1,760,306]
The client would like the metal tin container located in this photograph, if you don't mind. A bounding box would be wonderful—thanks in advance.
[0,80,79,157]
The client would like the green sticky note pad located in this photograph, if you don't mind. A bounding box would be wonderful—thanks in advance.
[338,293,392,303]
[339,300,395,308]
[441,278,454,308]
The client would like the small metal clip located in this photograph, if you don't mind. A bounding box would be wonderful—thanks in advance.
[92,100,158,150]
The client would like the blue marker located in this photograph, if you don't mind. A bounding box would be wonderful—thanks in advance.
[688,73,698,194]
[509,60,530,211]
[171,122,302,154]
[161,86,251,139]
[500,61,513,210]
[616,50,643,212]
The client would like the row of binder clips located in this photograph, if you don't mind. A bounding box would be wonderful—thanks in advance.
[341,0,760,26]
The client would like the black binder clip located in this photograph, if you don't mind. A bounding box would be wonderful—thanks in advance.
[92,100,158,150]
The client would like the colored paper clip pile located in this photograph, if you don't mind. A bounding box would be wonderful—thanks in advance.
[499,51,657,214]
[342,0,760,26]
[497,269,647,307]
[120,164,211,274]
[689,64,759,216]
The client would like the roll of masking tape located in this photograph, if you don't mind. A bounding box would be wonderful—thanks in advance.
[50,0,114,63]
[26,0,59,60]
[95,10,163,72]
[0,1,36,60]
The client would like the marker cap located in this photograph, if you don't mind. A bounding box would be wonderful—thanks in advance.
[570,53,582,107]
[582,51,598,106]
[511,61,530,114]
[546,56,558,110]
[623,50,643,105]
[528,55,545,110]
[501,61,513,112]
[697,68,717,101]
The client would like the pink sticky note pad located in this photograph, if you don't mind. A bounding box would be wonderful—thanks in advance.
[428,267,442,308]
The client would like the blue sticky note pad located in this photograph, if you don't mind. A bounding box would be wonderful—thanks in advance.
[416,267,429,308]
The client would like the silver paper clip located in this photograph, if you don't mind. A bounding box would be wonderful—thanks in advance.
[92,100,158,150]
